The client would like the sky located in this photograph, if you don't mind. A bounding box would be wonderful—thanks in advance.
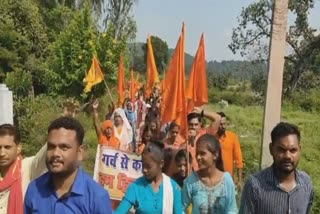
[133,0,320,62]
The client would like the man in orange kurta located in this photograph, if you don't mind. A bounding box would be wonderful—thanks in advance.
[214,112,243,187]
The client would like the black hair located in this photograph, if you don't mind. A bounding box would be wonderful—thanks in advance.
[141,125,152,144]
[122,98,131,108]
[175,149,192,164]
[217,112,226,118]
[142,141,165,163]
[0,124,20,144]
[187,112,201,123]
[48,117,84,145]
[169,121,180,131]
[196,134,224,171]
[271,122,301,143]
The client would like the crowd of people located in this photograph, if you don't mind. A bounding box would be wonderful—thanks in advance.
[0,85,315,214]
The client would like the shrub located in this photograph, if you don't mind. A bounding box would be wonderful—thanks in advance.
[208,88,259,106]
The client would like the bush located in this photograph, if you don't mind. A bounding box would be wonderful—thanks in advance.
[208,88,260,106]
[286,89,320,112]
[5,69,33,98]
[13,95,63,156]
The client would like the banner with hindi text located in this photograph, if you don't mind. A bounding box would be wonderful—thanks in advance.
[93,146,143,200]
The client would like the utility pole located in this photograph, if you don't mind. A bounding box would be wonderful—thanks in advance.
[260,0,289,169]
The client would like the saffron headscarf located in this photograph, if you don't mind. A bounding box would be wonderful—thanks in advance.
[99,120,120,149]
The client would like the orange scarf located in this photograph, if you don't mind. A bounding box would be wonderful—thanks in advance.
[99,120,120,149]
[0,156,23,214]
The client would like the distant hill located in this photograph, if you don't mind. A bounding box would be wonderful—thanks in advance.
[169,48,267,79]
[130,42,267,80]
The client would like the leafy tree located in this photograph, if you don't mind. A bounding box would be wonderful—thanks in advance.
[132,54,146,73]
[0,0,49,94]
[96,24,128,83]
[250,69,267,96]
[5,69,33,98]
[47,2,97,98]
[47,2,129,99]
[104,0,138,40]
[229,0,320,95]
[39,5,75,43]
[207,72,229,90]
[143,36,169,74]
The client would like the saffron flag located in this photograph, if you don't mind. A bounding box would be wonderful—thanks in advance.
[186,33,208,112]
[83,55,104,92]
[161,23,187,137]
[146,35,160,97]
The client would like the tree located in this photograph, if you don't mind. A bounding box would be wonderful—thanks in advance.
[96,23,128,83]
[250,69,267,96]
[207,72,229,90]
[0,0,49,94]
[5,69,33,98]
[143,36,169,74]
[47,2,129,98]
[47,2,98,98]
[104,0,138,40]
[1,0,136,99]
[229,0,320,95]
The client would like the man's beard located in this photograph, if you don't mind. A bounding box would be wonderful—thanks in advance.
[217,128,226,137]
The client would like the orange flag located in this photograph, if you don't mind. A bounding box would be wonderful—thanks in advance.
[117,55,125,107]
[161,23,187,137]
[129,66,135,101]
[83,55,104,92]
[135,74,142,93]
[146,35,160,97]
[186,33,208,112]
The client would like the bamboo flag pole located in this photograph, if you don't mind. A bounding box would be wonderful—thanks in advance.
[103,79,115,104]
[187,138,191,176]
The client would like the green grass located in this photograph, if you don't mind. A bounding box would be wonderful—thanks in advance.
[206,104,320,213]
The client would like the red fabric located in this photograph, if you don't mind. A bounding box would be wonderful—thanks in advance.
[0,157,23,214]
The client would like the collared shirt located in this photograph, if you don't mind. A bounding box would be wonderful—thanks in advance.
[114,176,182,214]
[24,167,112,214]
[240,166,314,214]
[219,130,243,178]
[0,145,47,214]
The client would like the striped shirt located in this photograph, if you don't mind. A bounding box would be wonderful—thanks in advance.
[240,166,314,214]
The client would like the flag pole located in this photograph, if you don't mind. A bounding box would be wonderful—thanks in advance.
[187,138,190,176]
[103,79,115,104]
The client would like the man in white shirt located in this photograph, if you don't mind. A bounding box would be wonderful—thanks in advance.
[0,124,46,214]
